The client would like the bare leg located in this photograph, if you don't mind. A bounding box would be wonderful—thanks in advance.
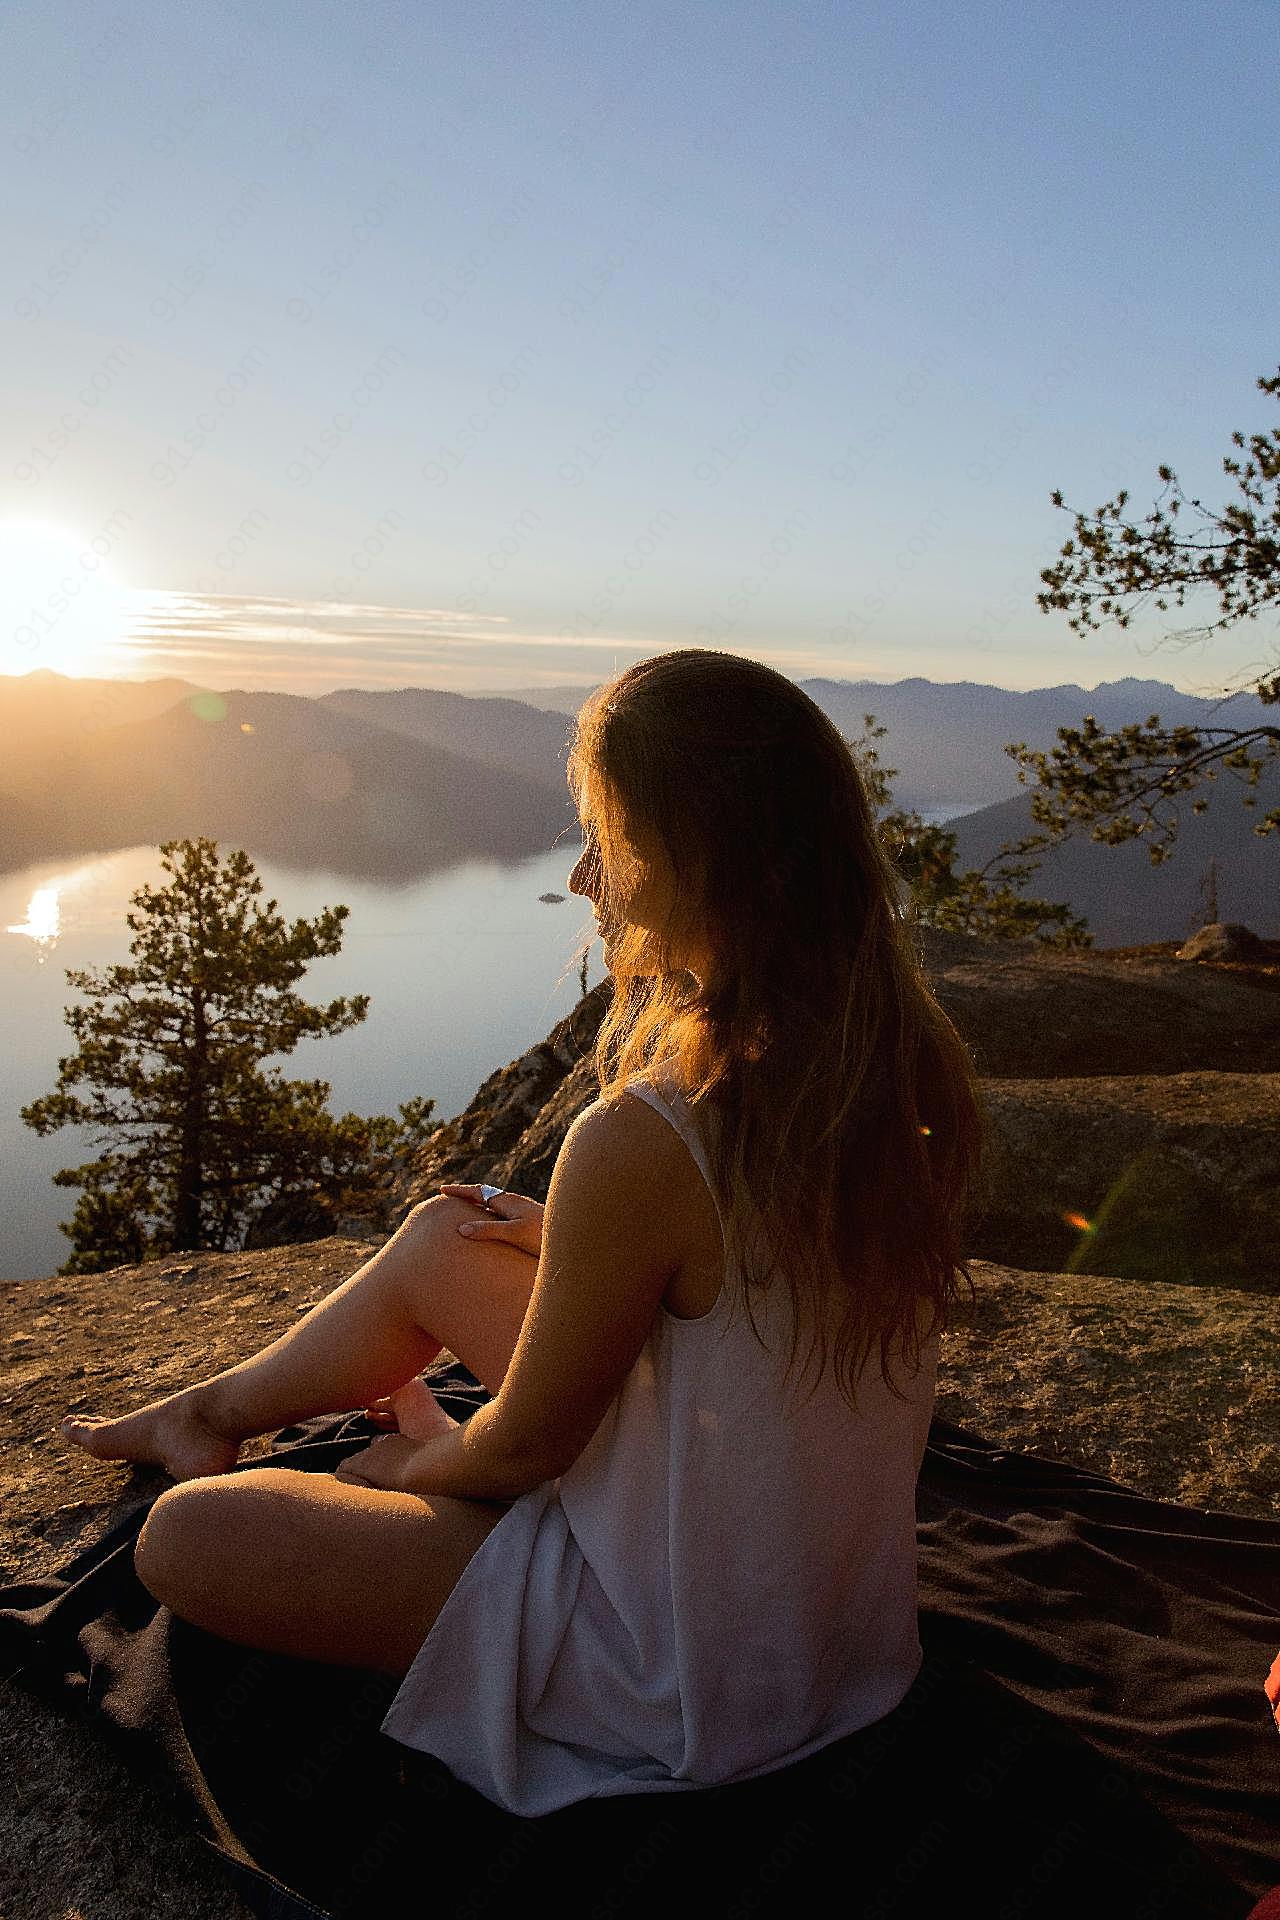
[59,1197,539,1480]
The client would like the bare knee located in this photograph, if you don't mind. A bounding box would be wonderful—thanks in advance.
[347,1195,484,1333]
[388,1195,486,1288]
[393,1191,541,1289]
[389,1195,534,1397]
[135,1478,216,1607]
[392,1194,479,1261]
[400,1193,536,1258]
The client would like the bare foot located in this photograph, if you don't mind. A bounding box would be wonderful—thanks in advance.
[365,1377,458,1440]
[59,1387,244,1481]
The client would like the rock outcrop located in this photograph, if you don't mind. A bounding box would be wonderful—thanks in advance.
[921,928,1280,1077]
[1176,920,1272,963]
[976,1072,1279,1287]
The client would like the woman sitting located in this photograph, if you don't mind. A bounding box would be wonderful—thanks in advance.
[58,646,989,1816]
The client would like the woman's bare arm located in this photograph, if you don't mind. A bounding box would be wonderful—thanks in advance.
[337,1092,683,1501]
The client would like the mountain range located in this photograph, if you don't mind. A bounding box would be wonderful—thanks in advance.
[510,672,1270,806]
[0,668,1274,940]
[0,672,577,881]
[946,762,1278,946]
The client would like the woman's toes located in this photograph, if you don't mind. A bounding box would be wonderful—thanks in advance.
[61,1414,112,1452]
[58,1399,240,1479]
[60,1411,147,1461]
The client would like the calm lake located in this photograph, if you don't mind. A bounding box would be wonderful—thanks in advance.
[2,842,600,1281]
[2,805,974,1280]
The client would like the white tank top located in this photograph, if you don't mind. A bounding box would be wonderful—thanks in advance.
[380,1062,938,1813]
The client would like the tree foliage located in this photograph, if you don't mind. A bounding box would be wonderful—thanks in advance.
[853,717,1092,949]
[22,839,434,1272]
[1006,366,1280,864]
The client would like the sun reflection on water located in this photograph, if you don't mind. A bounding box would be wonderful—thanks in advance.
[6,885,62,959]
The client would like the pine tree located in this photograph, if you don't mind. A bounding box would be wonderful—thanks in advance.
[852,715,1092,948]
[22,838,433,1272]
[1015,365,1280,866]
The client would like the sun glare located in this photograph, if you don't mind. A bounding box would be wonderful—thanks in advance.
[6,884,61,956]
[0,516,132,677]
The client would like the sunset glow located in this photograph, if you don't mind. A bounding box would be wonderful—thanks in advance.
[0,518,132,677]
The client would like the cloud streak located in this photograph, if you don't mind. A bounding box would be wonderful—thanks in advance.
[95,589,880,694]
[106,589,649,692]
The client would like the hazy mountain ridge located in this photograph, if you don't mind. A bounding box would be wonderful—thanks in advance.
[799,673,1272,811]
[0,670,1273,934]
[0,674,576,879]
[947,762,1280,944]
[320,685,574,792]
[0,670,204,784]
[496,670,1278,941]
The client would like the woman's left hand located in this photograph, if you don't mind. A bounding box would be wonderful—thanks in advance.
[334,1432,422,1491]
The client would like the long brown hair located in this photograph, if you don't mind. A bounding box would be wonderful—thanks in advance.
[564,648,989,1417]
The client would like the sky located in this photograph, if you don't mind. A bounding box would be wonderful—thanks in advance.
[2,0,1277,698]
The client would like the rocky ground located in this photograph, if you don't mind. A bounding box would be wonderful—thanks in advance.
[3,928,1277,1917]
[0,1242,374,1920]
[5,1237,1275,1594]
[3,1235,1276,1920]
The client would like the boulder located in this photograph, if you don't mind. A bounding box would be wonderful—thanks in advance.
[922,942,1280,1076]
[1175,921,1271,962]
[972,1072,1280,1290]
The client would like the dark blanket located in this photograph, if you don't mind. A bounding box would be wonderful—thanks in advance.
[2,1359,1277,1920]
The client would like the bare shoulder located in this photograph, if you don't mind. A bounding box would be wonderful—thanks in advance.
[562,1082,693,1183]
[557,1085,723,1319]
[553,1084,708,1257]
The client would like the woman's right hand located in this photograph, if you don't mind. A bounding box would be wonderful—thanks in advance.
[439,1183,545,1258]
